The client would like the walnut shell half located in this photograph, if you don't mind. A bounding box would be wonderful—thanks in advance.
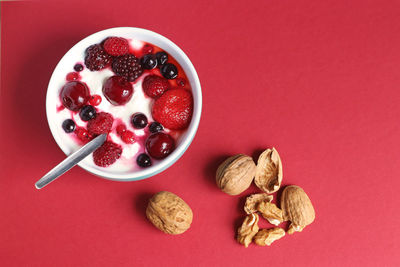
[216,154,256,195]
[146,191,193,235]
[281,185,315,233]
[254,148,283,193]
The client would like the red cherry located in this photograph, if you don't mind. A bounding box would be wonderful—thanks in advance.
[116,124,127,136]
[145,132,175,159]
[102,76,133,105]
[121,131,135,144]
[89,94,102,106]
[60,81,90,111]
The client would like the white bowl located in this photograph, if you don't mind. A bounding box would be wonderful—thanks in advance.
[46,27,202,181]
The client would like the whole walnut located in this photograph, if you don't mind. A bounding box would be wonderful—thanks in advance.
[216,154,256,195]
[146,191,193,235]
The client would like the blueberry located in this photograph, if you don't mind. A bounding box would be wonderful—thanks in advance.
[74,63,84,72]
[136,153,152,167]
[62,119,76,133]
[156,51,168,65]
[161,63,178,79]
[79,105,96,121]
[131,113,148,129]
[141,54,157,69]
[149,122,164,133]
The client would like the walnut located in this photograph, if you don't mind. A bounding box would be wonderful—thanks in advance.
[244,193,273,214]
[216,154,256,195]
[146,191,193,235]
[257,201,284,226]
[254,228,285,246]
[237,214,259,247]
[254,148,283,193]
[281,185,315,234]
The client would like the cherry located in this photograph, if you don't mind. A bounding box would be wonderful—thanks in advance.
[102,76,133,105]
[121,130,135,144]
[145,132,175,159]
[89,95,102,106]
[60,81,90,111]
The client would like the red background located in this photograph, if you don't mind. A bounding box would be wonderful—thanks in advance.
[1,0,400,266]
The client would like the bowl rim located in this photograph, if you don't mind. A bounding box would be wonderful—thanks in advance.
[46,27,202,181]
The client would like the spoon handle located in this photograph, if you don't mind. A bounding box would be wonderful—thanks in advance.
[35,134,107,189]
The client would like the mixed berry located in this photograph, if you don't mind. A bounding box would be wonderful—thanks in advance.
[57,36,193,170]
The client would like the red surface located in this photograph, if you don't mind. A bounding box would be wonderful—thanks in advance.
[1,0,400,266]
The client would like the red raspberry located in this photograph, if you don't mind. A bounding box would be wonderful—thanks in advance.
[87,112,113,136]
[93,141,122,167]
[112,54,143,82]
[84,44,112,71]
[142,75,170,98]
[152,89,193,130]
[103,37,129,56]
[121,130,135,144]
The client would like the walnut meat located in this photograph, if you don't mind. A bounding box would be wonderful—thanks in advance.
[237,213,259,247]
[254,228,285,246]
[216,154,256,195]
[281,185,315,234]
[257,201,284,226]
[146,191,193,235]
[244,193,273,214]
[254,148,283,193]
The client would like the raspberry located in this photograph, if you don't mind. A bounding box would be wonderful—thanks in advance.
[142,75,170,98]
[103,37,129,56]
[93,141,122,167]
[87,112,113,136]
[84,44,112,71]
[152,89,193,130]
[112,54,143,82]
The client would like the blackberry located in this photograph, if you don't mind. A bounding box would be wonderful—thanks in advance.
[84,44,112,71]
[112,54,143,82]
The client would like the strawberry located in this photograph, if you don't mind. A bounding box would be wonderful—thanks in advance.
[93,141,122,167]
[151,89,193,130]
[87,112,113,136]
[142,75,170,98]
[103,37,129,56]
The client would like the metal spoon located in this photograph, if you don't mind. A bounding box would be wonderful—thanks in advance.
[35,134,107,189]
